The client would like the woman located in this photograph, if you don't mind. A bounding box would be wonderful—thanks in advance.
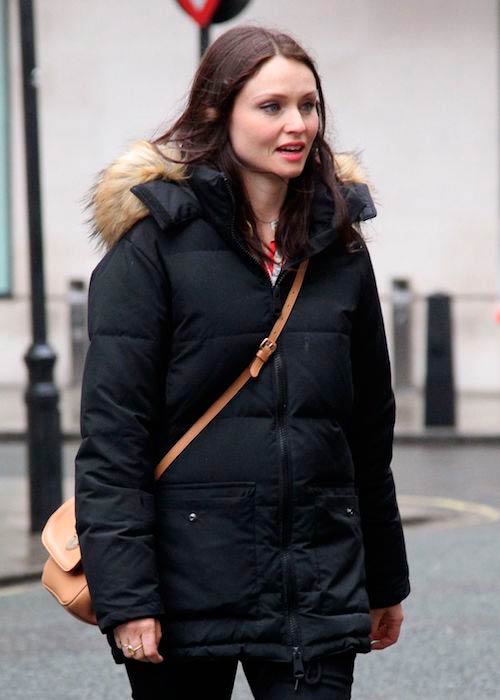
[76,26,410,699]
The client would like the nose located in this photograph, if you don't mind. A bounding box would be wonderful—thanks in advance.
[284,108,306,134]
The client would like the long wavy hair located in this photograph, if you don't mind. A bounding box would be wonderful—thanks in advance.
[154,26,361,265]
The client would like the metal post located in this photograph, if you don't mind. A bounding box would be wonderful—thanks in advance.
[200,25,210,58]
[392,278,412,388]
[20,0,62,531]
[424,293,456,427]
[69,279,88,387]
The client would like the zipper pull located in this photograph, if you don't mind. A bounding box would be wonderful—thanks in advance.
[292,646,305,691]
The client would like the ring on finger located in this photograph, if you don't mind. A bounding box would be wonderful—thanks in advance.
[124,642,143,657]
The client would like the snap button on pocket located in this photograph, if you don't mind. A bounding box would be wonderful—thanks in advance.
[346,507,354,516]
[188,512,198,522]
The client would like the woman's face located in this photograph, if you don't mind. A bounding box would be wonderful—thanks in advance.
[229,55,320,182]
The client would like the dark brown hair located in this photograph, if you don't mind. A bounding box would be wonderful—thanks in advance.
[154,26,360,265]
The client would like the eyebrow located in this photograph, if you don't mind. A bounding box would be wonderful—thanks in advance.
[254,90,318,100]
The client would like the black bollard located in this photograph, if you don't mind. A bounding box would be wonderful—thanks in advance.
[24,345,63,531]
[392,279,412,389]
[69,279,88,387]
[424,294,456,427]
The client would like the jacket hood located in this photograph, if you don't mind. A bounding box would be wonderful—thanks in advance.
[89,140,376,249]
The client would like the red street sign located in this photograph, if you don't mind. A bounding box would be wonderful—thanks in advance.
[177,0,222,27]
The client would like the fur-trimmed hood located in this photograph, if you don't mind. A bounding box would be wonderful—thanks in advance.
[89,140,374,249]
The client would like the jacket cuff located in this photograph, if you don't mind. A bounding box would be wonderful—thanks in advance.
[98,603,165,635]
[367,580,411,610]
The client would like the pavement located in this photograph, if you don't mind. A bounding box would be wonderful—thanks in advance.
[1,387,500,697]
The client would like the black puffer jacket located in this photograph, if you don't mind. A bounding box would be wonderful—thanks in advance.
[75,141,410,668]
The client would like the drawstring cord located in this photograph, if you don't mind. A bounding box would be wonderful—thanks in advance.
[305,659,322,686]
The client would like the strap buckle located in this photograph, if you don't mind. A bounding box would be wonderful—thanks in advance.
[249,337,277,379]
[259,337,276,352]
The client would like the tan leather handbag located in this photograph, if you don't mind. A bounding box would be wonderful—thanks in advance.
[41,260,308,625]
[41,497,94,623]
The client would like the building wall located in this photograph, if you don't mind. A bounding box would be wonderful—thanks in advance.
[4,0,499,390]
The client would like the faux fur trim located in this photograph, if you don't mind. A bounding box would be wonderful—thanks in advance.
[334,151,370,186]
[89,141,186,249]
[88,140,371,249]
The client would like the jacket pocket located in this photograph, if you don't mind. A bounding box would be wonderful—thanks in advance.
[312,490,369,613]
[155,481,258,620]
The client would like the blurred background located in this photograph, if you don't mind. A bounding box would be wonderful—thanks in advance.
[0,1,499,699]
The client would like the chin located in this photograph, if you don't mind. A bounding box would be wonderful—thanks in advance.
[271,157,309,180]
[277,164,306,180]
[248,158,307,181]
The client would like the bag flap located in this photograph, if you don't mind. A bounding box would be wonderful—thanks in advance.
[41,497,81,572]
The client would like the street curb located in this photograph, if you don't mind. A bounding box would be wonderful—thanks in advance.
[0,571,42,588]
[394,432,500,444]
[0,431,81,443]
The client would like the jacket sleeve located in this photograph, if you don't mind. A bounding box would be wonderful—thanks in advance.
[75,225,169,633]
[348,246,410,609]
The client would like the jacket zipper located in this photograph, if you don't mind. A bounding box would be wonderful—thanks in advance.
[273,293,305,691]
[223,177,305,688]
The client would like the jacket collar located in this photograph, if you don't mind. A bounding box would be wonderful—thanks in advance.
[89,140,376,254]
[164,164,376,267]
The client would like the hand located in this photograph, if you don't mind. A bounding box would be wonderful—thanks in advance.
[369,603,404,650]
[114,617,164,663]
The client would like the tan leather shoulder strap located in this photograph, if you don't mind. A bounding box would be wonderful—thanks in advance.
[154,259,309,480]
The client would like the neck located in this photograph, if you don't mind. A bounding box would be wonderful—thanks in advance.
[240,170,288,224]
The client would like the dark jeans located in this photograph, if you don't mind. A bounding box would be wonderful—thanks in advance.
[124,652,356,699]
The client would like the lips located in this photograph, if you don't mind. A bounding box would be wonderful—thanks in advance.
[276,142,306,153]
[275,142,307,163]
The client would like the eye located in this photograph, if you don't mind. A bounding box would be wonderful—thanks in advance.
[260,103,281,114]
[300,101,318,114]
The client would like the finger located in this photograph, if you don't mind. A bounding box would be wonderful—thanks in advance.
[373,622,389,641]
[119,639,145,661]
[369,621,384,641]
[385,619,403,644]
[370,635,396,650]
[129,640,148,663]
[370,639,387,651]
[119,639,134,659]
[141,628,164,664]
[155,619,162,646]
[370,621,402,650]
[119,638,142,659]
[369,614,384,639]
